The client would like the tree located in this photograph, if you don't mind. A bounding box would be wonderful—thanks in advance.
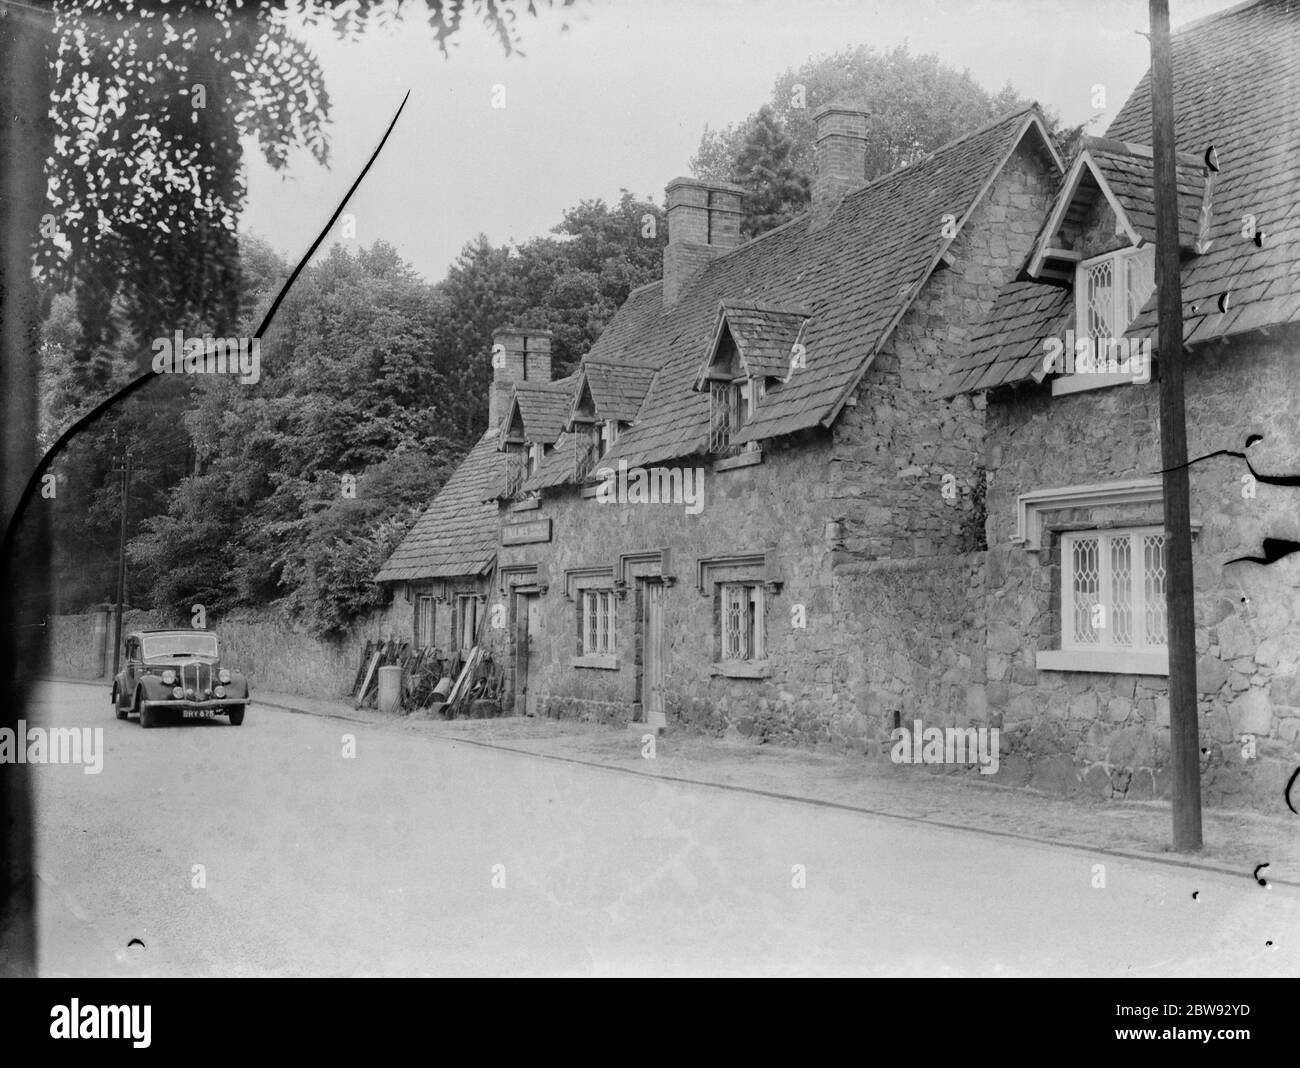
[729,106,810,238]
[690,44,1051,237]
[1,0,564,977]
[128,240,464,632]
[511,191,666,374]
[430,191,667,437]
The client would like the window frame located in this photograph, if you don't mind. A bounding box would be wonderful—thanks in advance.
[455,593,483,653]
[719,581,765,663]
[1074,245,1156,342]
[579,588,617,656]
[1037,524,1170,676]
[709,379,747,455]
[600,419,620,456]
[416,595,436,650]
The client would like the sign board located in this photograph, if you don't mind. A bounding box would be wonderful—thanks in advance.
[502,518,552,546]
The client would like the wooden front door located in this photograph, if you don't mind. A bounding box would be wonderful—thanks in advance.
[515,591,541,716]
[643,582,666,728]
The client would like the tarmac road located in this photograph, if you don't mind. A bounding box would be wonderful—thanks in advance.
[26,680,1300,977]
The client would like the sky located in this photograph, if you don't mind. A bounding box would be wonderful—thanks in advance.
[239,0,1245,284]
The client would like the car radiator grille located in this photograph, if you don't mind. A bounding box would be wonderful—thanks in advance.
[180,662,212,696]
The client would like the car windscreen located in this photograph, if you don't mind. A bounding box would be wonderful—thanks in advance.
[142,634,219,659]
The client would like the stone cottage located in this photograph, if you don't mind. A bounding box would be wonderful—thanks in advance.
[379,99,1065,750]
[372,329,562,656]
[944,0,1300,808]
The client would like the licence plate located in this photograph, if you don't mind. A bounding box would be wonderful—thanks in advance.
[182,709,216,719]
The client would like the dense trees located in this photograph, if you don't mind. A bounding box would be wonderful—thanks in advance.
[49,188,665,636]
[691,44,1049,237]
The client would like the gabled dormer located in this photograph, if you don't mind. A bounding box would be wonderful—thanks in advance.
[497,377,577,496]
[692,300,810,455]
[1027,136,1212,282]
[566,358,655,480]
[1024,137,1213,394]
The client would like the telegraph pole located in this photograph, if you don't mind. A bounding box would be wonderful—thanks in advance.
[111,449,131,681]
[1149,0,1202,851]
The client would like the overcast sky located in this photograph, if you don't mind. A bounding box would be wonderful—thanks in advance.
[239,0,1243,283]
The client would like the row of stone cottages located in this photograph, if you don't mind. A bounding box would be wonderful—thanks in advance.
[375,0,1300,810]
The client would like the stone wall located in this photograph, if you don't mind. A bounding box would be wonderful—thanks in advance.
[44,600,411,701]
[831,139,1055,562]
[830,553,988,754]
[496,441,989,757]
[984,328,1300,810]
[497,433,844,738]
[484,138,1052,754]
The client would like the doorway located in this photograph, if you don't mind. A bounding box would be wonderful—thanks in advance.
[640,580,666,729]
[514,590,541,716]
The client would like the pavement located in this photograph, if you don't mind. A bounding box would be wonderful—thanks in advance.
[241,682,1300,887]
[22,678,1300,976]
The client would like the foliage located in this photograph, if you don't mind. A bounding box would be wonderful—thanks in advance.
[691,43,1055,237]
[729,105,810,238]
[31,0,566,628]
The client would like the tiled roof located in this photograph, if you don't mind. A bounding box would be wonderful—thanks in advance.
[573,359,656,423]
[374,428,508,582]
[708,300,812,380]
[1086,138,1208,251]
[951,0,1300,395]
[1112,0,1300,349]
[571,107,1057,471]
[944,282,1073,395]
[506,375,577,446]
[522,431,578,491]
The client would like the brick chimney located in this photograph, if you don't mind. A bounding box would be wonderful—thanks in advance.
[489,327,553,430]
[811,102,870,228]
[662,177,744,307]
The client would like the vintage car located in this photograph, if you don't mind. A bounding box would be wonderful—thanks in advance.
[111,629,249,728]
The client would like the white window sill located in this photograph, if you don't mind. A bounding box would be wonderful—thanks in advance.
[711,659,770,679]
[1051,372,1149,396]
[1035,649,1169,676]
[571,653,618,670]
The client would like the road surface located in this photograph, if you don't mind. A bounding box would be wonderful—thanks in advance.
[25,680,1300,976]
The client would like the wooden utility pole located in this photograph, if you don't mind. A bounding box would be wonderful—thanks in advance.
[1149,0,1202,852]
[111,450,131,682]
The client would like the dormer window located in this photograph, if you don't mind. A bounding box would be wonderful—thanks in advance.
[707,377,765,455]
[708,380,745,455]
[696,300,810,455]
[600,419,619,454]
[576,420,621,481]
[526,442,544,477]
[1076,246,1156,339]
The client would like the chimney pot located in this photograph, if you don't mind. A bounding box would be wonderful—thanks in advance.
[662,177,744,307]
[811,102,871,228]
[489,327,553,429]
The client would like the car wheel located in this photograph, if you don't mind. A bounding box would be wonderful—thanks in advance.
[228,704,246,726]
[139,698,157,730]
[113,686,128,720]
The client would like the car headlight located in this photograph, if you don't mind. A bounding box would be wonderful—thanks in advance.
[214,685,226,698]
[172,686,183,699]
[218,668,232,684]
[161,670,176,685]
[186,688,196,699]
